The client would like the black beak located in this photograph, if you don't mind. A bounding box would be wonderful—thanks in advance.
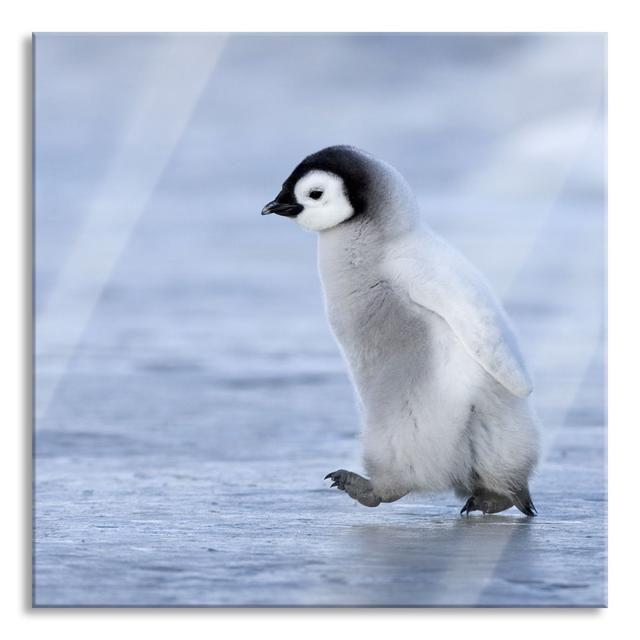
[261,201,303,217]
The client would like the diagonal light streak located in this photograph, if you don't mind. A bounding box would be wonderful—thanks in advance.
[433,80,606,606]
[35,34,229,424]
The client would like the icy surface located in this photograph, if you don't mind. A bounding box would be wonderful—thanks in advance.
[33,33,606,606]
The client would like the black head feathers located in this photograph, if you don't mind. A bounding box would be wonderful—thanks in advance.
[278,145,371,215]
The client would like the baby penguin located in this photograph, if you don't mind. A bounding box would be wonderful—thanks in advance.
[262,145,540,516]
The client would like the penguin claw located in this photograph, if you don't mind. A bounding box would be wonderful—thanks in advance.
[325,470,349,491]
[515,497,538,517]
[513,489,538,517]
[460,496,477,516]
[323,469,387,508]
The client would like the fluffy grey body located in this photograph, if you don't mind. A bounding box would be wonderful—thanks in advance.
[263,146,540,516]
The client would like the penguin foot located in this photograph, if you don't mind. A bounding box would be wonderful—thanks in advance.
[513,490,538,517]
[460,496,479,516]
[460,490,536,516]
[324,469,381,507]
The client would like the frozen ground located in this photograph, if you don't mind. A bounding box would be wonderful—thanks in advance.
[33,33,606,606]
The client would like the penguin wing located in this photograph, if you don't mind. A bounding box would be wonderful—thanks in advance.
[386,238,533,398]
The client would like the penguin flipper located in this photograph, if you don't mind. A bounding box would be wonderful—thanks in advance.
[387,241,533,399]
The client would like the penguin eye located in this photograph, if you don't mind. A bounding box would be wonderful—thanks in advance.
[308,189,323,200]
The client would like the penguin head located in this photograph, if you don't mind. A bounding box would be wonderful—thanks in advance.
[261,146,371,231]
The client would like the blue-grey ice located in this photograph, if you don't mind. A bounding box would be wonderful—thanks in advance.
[34,33,606,606]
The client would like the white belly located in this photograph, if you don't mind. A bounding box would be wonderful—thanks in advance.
[326,279,485,493]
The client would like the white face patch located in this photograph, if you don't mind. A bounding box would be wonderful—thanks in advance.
[293,170,354,231]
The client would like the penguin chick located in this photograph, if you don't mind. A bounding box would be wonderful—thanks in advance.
[261,145,540,516]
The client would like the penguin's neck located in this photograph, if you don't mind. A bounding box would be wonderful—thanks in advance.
[317,167,422,287]
[317,212,416,294]
[318,216,382,277]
